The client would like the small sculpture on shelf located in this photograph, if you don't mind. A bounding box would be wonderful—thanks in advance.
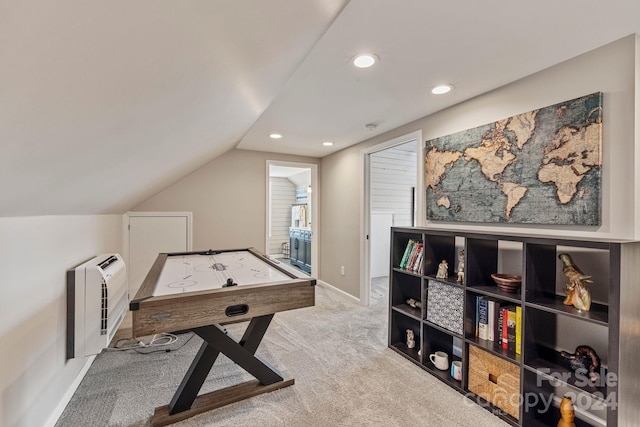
[436,259,448,279]
[559,253,592,311]
[406,298,422,309]
[406,329,415,349]
[457,250,465,283]
[560,345,601,383]
[557,395,576,427]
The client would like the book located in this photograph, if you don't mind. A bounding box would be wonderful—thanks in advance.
[487,298,496,342]
[477,297,490,341]
[515,305,522,355]
[406,241,421,271]
[412,245,423,272]
[475,296,479,337]
[485,298,504,342]
[507,306,517,352]
[399,240,414,269]
[501,306,510,349]
[408,243,422,271]
[497,307,504,346]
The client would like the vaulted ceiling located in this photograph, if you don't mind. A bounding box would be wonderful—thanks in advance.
[3,0,640,216]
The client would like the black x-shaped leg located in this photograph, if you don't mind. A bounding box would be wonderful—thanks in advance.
[168,314,282,415]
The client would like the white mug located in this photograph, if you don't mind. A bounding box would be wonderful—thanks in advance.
[429,351,449,370]
[451,360,463,380]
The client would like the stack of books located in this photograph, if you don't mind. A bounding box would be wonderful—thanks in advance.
[475,295,521,355]
[398,239,423,274]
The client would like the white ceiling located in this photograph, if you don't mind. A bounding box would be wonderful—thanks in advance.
[2,1,640,216]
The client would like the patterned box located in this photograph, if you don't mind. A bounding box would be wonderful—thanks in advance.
[426,279,463,335]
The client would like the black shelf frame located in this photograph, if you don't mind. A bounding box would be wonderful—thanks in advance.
[387,226,635,427]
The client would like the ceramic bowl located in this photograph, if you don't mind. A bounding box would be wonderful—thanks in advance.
[491,273,522,293]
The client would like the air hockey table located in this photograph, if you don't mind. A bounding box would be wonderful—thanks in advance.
[129,247,315,426]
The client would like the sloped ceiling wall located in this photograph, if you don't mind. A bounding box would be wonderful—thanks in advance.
[0,0,347,216]
[3,1,640,217]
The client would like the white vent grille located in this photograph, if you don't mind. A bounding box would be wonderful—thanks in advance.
[101,278,108,335]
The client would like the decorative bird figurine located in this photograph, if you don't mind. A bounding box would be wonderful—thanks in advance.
[557,395,576,427]
[558,253,592,311]
[560,345,601,383]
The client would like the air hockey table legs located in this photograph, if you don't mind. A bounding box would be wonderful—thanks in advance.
[152,314,294,426]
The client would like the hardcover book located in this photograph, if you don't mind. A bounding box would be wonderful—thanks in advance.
[477,297,489,341]
[507,306,517,352]
[515,305,522,355]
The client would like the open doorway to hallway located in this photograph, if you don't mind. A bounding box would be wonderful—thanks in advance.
[266,161,318,278]
[362,131,422,306]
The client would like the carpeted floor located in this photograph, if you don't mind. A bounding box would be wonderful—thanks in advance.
[56,278,508,427]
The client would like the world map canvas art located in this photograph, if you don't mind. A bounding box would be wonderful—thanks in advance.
[425,92,602,225]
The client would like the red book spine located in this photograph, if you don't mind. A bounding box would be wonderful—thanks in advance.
[501,307,509,349]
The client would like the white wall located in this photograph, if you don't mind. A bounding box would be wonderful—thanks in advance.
[370,140,417,226]
[0,215,122,427]
[268,177,296,255]
[320,35,639,299]
[133,149,319,252]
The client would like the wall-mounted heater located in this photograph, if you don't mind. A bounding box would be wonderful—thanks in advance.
[67,254,128,359]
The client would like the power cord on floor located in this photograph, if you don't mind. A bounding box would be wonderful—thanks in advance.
[108,332,195,354]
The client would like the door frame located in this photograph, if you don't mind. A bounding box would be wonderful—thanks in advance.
[122,211,193,298]
[266,160,318,278]
[360,130,423,306]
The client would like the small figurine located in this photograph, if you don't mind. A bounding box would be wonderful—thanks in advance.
[436,260,448,279]
[557,395,576,427]
[559,253,592,311]
[457,250,465,283]
[406,329,415,349]
[406,298,422,309]
[560,345,601,383]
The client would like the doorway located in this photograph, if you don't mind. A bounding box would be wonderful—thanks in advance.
[361,130,423,306]
[266,161,318,277]
[123,212,193,299]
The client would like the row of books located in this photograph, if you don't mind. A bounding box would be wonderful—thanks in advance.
[398,239,424,274]
[475,296,522,355]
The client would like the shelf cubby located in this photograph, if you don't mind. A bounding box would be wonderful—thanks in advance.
[390,271,421,317]
[420,233,456,277]
[421,324,463,389]
[389,311,421,363]
[391,231,423,270]
[522,369,608,427]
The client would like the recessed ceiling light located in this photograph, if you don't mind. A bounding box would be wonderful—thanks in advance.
[431,84,453,95]
[269,133,283,139]
[353,53,378,68]
[322,141,334,146]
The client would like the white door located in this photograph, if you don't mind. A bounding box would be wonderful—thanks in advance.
[370,212,394,278]
[126,213,192,298]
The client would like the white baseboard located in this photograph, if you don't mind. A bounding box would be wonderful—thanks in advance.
[317,280,361,304]
[44,354,96,427]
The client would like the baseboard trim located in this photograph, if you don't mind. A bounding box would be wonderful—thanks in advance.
[44,354,96,427]
[317,280,360,304]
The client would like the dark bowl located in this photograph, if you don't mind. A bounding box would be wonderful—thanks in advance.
[491,274,522,293]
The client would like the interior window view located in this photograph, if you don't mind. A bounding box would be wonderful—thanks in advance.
[3,2,640,427]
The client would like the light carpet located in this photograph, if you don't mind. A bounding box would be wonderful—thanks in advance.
[56,280,508,427]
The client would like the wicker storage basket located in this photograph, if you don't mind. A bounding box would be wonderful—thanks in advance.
[467,345,520,420]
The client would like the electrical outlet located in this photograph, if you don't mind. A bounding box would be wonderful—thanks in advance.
[340,265,345,276]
